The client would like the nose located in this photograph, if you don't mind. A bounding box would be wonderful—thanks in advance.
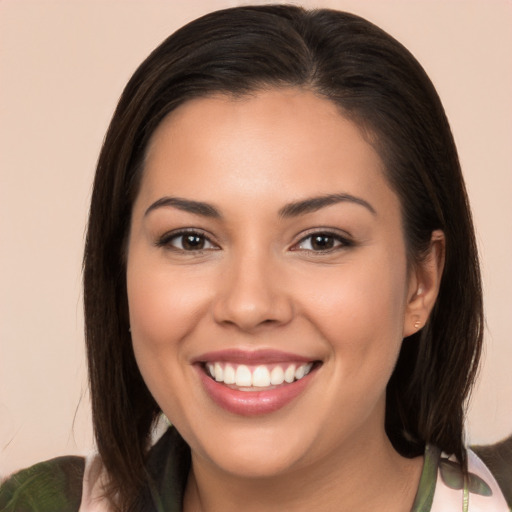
[212,250,294,332]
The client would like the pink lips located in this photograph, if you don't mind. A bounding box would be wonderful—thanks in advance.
[194,349,318,416]
[194,349,312,364]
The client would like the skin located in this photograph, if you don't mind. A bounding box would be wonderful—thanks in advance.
[126,88,444,511]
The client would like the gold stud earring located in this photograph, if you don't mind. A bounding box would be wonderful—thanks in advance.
[414,320,421,329]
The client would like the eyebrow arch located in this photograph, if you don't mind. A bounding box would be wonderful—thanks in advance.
[279,193,376,218]
[144,196,222,218]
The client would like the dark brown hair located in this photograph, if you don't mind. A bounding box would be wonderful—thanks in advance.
[83,5,483,509]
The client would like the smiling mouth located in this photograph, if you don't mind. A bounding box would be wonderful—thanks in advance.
[202,361,319,391]
[196,352,322,415]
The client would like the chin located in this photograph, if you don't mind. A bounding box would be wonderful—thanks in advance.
[186,418,313,479]
[203,446,305,480]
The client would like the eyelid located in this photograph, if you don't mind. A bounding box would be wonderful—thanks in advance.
[155,228,220,251]
[290,228,353,252]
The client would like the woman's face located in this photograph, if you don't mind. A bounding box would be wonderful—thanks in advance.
[127,88,423,478]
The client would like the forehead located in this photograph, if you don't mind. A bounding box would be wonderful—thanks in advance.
[139,88,396,216]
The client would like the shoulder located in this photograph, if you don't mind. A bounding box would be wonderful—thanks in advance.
[472,436,512,509]
[430,442,512,512]
[0,456,85,512]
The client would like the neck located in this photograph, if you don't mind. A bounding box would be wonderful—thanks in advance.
[183,423,423,512]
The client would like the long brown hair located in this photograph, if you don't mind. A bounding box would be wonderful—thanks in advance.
[83,5,483,509]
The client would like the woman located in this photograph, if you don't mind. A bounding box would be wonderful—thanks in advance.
[1,5,510,512]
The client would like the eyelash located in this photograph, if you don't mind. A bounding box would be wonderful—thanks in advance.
[155,229,218,252]
[291,230,353,253]
[156,229,353,254]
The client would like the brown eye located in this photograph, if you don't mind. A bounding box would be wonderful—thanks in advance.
[181,233,206,250]
[158,230,217,251]
[295,232,351,252]
[310,234,335,250]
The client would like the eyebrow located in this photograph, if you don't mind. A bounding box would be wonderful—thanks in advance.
[144,193,376,219]
[278,193,376,218]
[144,197,222,218]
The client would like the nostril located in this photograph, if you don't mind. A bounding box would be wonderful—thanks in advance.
[212,280,294,331]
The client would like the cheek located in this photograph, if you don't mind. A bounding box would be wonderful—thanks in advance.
[302,256,406,329]
[125,253,212,417]
[296,252,408,378]
[127,257,210,351]
[125,248,215,410]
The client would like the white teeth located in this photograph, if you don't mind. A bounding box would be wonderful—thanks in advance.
[223,364,236,384]
[214,362,223,382]
[270,366,285,385]
[252,365,271,387]
[284,365,296,383]
[206,362,314,387]
[295,365,306,380]
[235,365,252,387]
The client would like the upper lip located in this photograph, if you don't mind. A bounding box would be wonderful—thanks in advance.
[193,349,316,365]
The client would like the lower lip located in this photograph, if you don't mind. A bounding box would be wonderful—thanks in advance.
[197,366,316,416]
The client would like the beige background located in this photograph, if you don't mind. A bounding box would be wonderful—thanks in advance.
[1,0,511,477]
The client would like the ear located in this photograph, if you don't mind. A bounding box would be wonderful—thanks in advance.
[403,230,445,337]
